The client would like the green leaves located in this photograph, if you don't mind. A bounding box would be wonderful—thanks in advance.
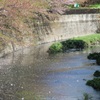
[86,78,100,90]
[48,42,63,54]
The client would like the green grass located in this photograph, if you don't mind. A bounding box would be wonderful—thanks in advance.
[74,34,100,45]
[89,4,100,8]
[48,42,63,54]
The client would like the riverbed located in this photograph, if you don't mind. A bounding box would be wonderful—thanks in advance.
[0,44,100,100]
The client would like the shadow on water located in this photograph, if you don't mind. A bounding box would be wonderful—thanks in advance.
[0,44,100,100]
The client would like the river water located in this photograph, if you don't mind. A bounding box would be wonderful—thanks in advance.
[0,44,100,100]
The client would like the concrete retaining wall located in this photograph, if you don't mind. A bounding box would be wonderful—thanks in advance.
[37,14,100,44]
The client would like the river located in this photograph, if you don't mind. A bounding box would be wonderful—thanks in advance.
[0,44,100,100]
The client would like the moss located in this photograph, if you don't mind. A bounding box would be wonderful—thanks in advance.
[93,70,100,77]
[86,78,100,91]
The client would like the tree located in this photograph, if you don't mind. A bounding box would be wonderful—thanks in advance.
[0,0,74,47]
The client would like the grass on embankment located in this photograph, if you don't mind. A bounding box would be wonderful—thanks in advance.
[73,34,100,44]
[48,34,100,54]
[89,4,100,9]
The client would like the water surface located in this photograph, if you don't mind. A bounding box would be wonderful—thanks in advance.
[0,45,100,100]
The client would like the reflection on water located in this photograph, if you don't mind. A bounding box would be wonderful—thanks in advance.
[0,44,100,100]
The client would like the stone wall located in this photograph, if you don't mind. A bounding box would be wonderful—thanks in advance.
[37,14,100,44]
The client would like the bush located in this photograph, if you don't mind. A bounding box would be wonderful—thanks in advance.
[48,34,100,54]
[96,57,100,65]
[87,52,100,65]
[83,93,92,100]
[61,39,88,51]
[93,70,100,77]
[86,78,100,90]
[48,40,88,54]
[48,42,63,54]
[87,52,100,60]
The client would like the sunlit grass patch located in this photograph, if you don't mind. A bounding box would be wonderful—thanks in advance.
[89,4,100,8]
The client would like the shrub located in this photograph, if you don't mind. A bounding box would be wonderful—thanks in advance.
[48,34,100,54]
[87,52,100,60]
[48,39,88,53]
[48,42,63,54]
[93,70,100,77]
[96,57,100,65]
[86,78,100,90]
[61,39,88,51]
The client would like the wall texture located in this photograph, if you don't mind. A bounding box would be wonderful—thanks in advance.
[37,14,100,44]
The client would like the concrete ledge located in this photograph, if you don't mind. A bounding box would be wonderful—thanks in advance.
[64,9,100,14]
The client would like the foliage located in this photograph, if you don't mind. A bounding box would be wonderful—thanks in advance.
[62,39,88,51]
[96,57,100,65]
[62,34,100,50]
[48,42,63,54]
[48,34,100,54]
[87,52,100,65]
[48,39,87,54]
[87,52,100,60]
[93,70,100,77]
[86,78,100,90]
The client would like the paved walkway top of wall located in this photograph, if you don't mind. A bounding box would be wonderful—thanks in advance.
[64,9,100,15]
